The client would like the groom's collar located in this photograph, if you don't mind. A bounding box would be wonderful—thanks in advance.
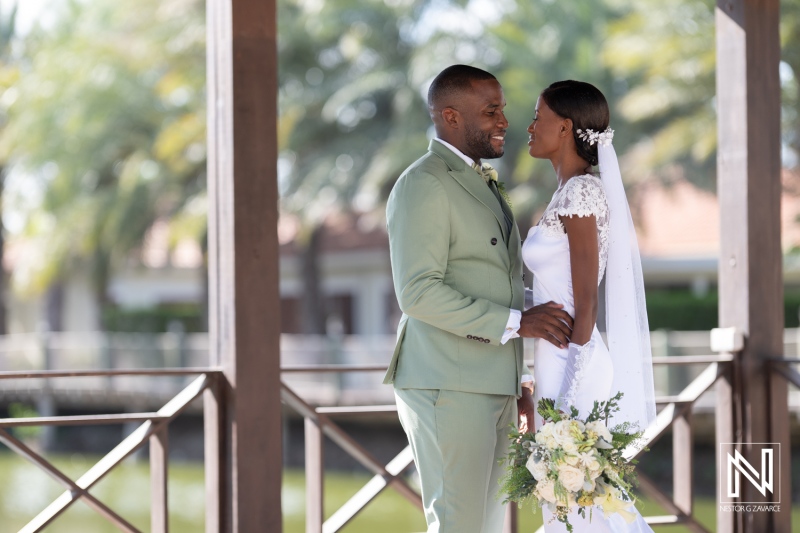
[432,138,478,168]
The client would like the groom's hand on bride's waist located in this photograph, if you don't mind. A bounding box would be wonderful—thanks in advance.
[518,302,573,348]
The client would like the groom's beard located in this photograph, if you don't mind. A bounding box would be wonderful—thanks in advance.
[465,123,504,160]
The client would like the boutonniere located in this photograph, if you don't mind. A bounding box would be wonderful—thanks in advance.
[481,163,512,209]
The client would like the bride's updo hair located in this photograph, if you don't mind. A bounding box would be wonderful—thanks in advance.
[540,80,609,166]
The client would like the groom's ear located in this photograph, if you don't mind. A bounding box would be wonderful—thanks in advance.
[441,107,461,129]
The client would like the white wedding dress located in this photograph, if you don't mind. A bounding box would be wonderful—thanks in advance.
[522,174,653,533]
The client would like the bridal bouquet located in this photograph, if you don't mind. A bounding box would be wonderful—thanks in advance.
[499,393,645,532]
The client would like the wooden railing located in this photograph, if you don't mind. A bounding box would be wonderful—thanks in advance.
[0,352,780,533]
[0,367,221,533]
[620,354,734,533]
[771,357,800,388]
[286,355,736,533]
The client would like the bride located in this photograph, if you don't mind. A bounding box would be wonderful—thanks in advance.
[523,80,656,532]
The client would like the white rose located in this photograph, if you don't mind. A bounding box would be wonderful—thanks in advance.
[586,421,613,445]
[526,455,549,481]
[536,429,558,450]
[536,434,558,450]
[536,479,557,503]
[535,422,554,441]
[557,464,585,493]
[551,421,580,453]
[563,454,580,466]
[552,421,573,445]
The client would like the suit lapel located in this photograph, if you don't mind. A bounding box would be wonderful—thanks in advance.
[428,141,509,242]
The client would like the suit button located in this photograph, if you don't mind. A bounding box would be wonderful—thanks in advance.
[491,238,497,246]
[467,335,473,340]
[484,339,490,344]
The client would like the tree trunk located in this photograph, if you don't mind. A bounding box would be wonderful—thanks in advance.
[300,224,326,334]
[44,281,64,332]
[0,166,6,334]
[200,230,209,331]
[93,250,112,331]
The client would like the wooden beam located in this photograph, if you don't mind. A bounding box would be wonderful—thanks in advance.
[205,0,282,531]
[716,1,788,531]
[0,413,168,427]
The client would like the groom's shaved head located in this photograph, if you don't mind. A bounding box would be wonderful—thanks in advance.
[428,64,497,111]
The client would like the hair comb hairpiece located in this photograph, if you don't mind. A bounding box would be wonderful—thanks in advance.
[576,127,614,147]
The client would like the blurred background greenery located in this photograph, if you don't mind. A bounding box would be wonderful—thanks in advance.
[0,0,799,335]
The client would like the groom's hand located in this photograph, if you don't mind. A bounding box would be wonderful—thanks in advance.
[517,386,536,434]
[518,302,573,348]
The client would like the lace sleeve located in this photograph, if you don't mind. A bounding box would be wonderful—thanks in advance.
[553,176,606,220]
[556,340,594,412]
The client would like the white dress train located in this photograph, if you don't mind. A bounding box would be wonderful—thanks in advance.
[522,175,653,533]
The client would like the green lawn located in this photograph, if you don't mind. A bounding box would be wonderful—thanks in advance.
[0,452,796,532]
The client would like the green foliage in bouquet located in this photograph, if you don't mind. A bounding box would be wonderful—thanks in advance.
[499,393,647,532]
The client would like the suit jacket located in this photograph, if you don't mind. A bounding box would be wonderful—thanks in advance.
[383,139,529,396]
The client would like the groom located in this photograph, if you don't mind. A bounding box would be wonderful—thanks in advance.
[384,64,573,533]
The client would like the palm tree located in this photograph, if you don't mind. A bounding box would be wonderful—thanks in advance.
[485,0,625,223]
[0,2,18,334]
[602,0,717,189]
[277,0,445,333]
[2,0,206,329]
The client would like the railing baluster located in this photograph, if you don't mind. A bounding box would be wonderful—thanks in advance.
[502,503,517,533]
[204,372,225,533]
[673,410,693,517]
[151,425,169,533]
[305,417,324,533]
[716,361,735,533]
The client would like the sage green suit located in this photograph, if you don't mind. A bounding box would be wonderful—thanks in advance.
[385,140,529,533]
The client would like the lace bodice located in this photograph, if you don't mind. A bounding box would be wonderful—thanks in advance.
[537,174,609,282]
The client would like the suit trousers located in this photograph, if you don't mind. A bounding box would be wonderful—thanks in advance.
[394,387,517,533]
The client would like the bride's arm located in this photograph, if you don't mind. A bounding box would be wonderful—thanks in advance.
[560,214,600,345]
[555,213,600,411]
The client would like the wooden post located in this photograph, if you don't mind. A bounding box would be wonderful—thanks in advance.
[502,503,517,533]
[205,0,282,531]
[672,412,692,517]
[716,1,789,531]
[304,418,324,533]
[151,426,169,533]
[716,363,736,533]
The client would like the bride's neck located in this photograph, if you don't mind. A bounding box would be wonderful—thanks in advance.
[551,153,591,189]
[550,135,592,187]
